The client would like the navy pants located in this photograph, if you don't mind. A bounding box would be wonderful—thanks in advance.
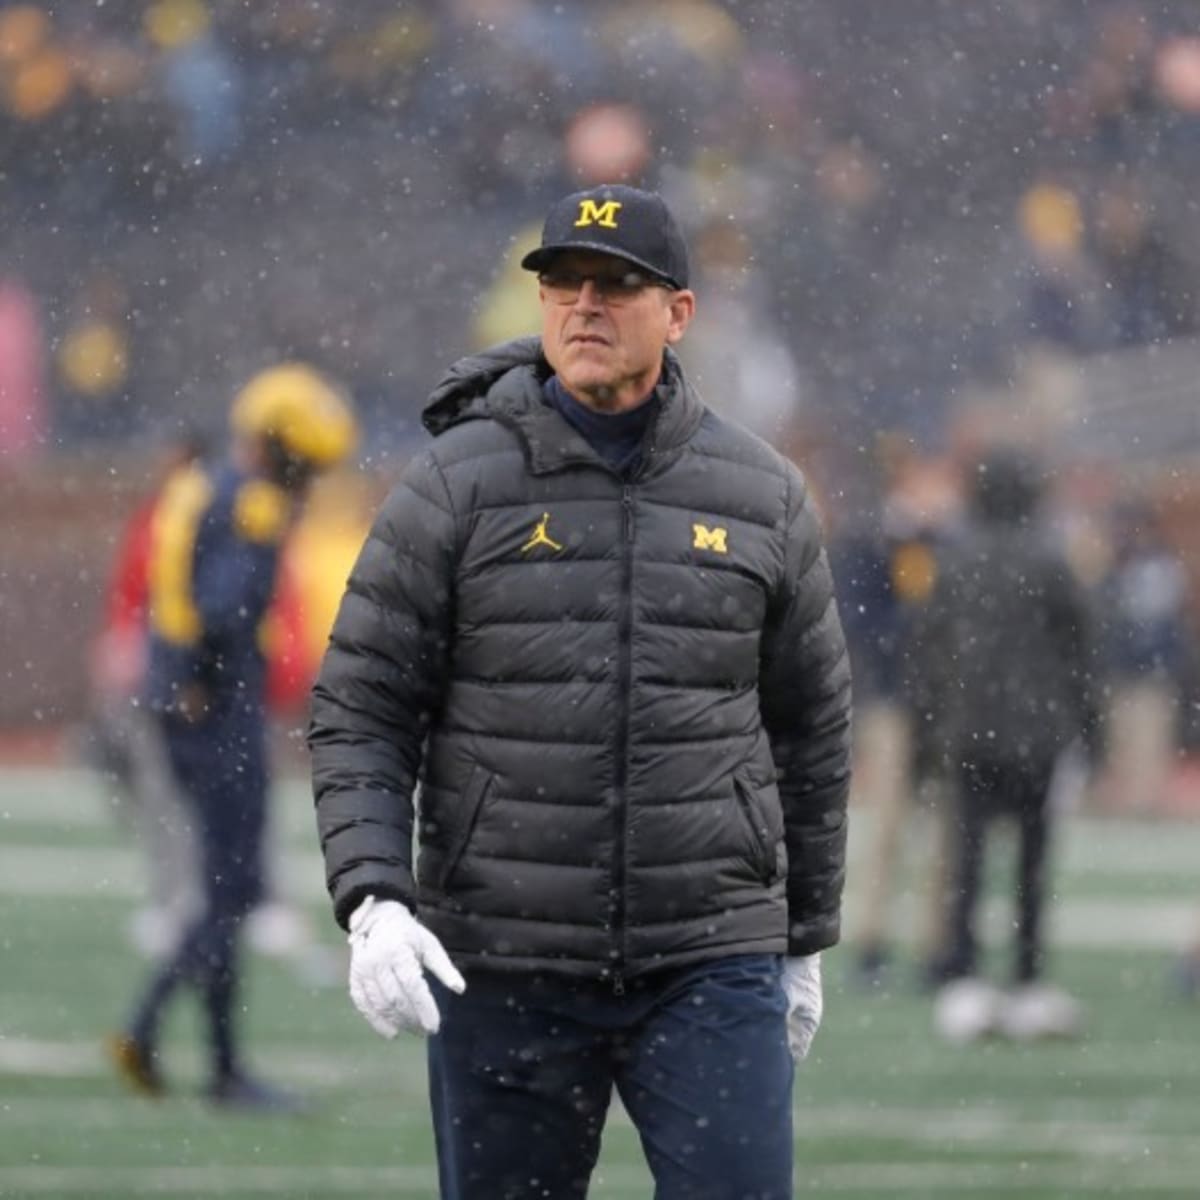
[428,954,793,1199]
[129,709,266,1081]
[945,753,1056,984]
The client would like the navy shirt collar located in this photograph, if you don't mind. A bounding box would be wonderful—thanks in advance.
[542,374,659,475]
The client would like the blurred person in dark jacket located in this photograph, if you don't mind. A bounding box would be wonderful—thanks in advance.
[834,445,963,991]
[1093,500,1192,816]
[309,184,851,1198]
[914,447,1099,1043]
[1090,176,1197,348]
[108,363,357,1111]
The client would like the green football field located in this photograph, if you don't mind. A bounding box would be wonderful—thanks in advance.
[1,764,1198,1198]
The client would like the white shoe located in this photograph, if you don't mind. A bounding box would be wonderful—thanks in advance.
[127,907,181,958]
[933,977,1002,1044]
[246,901,310,957]
[998,983,1084,1041]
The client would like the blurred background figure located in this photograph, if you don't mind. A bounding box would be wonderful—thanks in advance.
[85,429,208,957]
[1093,499,1193,815]
[83,425,367,972]
[1014,178,1107,354]
[471,100,654,349]
[1176,922,1200,999]
[834,439,963,991]
[145,0,244,167]
[676,216,810,456]
[53,268,136,445]
[108,363,356,1112]
[0,271,48,461]
[913,447,1099,1044]
[1090,174,1197,349]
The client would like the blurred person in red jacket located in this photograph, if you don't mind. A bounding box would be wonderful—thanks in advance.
[87,430,209,957]
[107,364,356,1112]
[89,429,357,967]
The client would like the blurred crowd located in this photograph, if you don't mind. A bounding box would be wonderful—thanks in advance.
[2,0,1200,464]
[0,0,1191,1050]
[830,436,1200,1028]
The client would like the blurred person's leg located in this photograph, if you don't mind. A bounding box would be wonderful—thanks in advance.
[851,699,912,979]
[119,712,275,1101]
[1175,926,1200,999]
[1102,678,1177,815]
[932,761,1008,1044]
[942,758,995,981]
[122,706,200,953]
[243,725,332,981]
[1011,759,1057,984]
[914,771,954,975]
[993,756,1084,1040]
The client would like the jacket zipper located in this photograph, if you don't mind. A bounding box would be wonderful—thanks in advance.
[610,484,635,994]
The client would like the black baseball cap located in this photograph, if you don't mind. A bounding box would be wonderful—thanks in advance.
[520,184,690,289]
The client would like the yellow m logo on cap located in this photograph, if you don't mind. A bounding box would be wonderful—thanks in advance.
[575,199,622,229]
[692,524,728,554]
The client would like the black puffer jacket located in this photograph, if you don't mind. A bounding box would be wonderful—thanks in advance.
[310,338,851,981]
[911,451,1099,765]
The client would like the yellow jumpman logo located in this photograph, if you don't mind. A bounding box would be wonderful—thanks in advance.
[522,512,564,554]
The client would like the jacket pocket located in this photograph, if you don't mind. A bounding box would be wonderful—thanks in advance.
[733,777,776,883]
[439,766,493,891]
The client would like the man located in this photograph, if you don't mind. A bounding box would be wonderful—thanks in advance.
[914,447,1097,1042]
[109,363,357,1109]
[310,185,851,1196]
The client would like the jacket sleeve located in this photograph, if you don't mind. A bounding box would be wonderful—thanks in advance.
[759,466,853,956]
[1044,552,1104,753]
[308,449,457,928]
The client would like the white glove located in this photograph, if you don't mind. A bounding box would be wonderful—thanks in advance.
[347,896,466,1039]
[782,954,823,1062]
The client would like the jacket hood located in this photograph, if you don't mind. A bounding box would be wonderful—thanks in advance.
[420,337,705,476]
[422,337,545,436]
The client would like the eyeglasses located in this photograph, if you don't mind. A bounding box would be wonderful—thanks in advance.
[538,268,670,305]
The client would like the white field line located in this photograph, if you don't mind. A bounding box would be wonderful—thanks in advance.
[0,1095,434,1130]
[0,1038,428,1094]
[0,1166,451,1194]
[1,841,1196,948]
[0,769,319,843]
[0,1159,1196,1196]
[835,890,1197,949]
[823,1046,1200,1085]
[844,811,1200,877]
[3,1038,1197,1142]
[0,846,328,902]
[807,1161,1200,1192]
[2,1081,1193,1162]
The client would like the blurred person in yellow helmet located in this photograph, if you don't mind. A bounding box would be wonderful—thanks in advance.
[230,361,358,490]
[108,362,356,1112]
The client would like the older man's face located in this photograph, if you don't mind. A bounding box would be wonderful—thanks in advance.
[538,251,694,413]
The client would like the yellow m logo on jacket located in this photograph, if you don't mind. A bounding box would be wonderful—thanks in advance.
[692,524,728,554]
[575,199,622,229]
